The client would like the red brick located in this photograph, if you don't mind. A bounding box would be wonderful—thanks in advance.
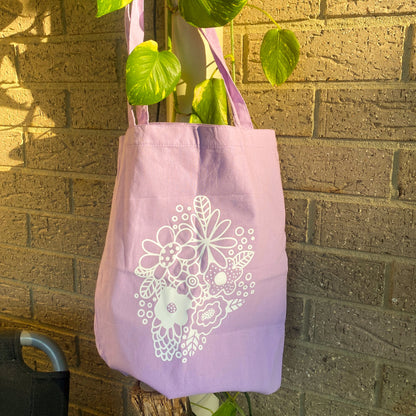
[318,89,416,141]
[32,288,94,333]
[26,131,119,175]
[398,150,416,201]
[0,131,23,167]
[236,0,320,23]
[286,296,304,340]
[280,144,392,197]
[282,345,375,402]
[0,281,31,318]
[30,215,107,257]
[64,0,124,34]
[382,365,416,415]
[0,88,67,128]
[287,249,385,306]
[239,388,300,415]
[78,259,100,297]
[0,0,63,37]
[78,337,126,381]
[73,179,114,218]
[314,202,416,257]
[391,263,416,313]
[18,40,118,83]
[0,211,27,245]
[285,198,308,243]
[245,26,404,82]
[327,0,416,16]
[309,301,416,364]
[0,45,17,83]
[70,372,124,415]
[0,171,70,213]
[70,88,128,130]
[244,89,314,136]
[305,393,384,416]
[0,246,74,290]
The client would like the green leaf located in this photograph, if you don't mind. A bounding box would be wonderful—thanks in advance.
[179,0,247,27]
[260,28,299,86]
[189,78,228,125]
[96,0,132,17]
[212,400,238,416]
[126,40,181,106]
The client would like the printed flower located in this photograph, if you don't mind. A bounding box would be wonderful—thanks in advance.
[175,270,203,299]
[139,226,196,279]
[203,260,242,297]
[191,208,237,272]
[192,296,228,336]
[154,286,192,329]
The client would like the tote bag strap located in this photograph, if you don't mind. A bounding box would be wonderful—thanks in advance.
[125,0,253,129]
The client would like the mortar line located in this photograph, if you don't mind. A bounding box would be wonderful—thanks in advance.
[390,149,401,200]
[312,88,321,139]
[383,261,394,310]
[12,44,21,84]
[72,257,79,294]
[306,199,317,244]
[59,0,68,35]
[373,362,384,408]
[299,391,306,416]
[0,242,103,262]
[284,189,416,209]
[298,389,402,415]
[302,299,312,342]
[319,0,328,20]
[68,177,75,214]
[401,24,414,82]
[64,89,72,128]
[286,339,416,372]
[286,290,416,319]
[26,213,32,248]
[115,38,125,87]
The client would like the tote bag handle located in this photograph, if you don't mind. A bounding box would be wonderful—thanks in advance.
[125,0,254,129]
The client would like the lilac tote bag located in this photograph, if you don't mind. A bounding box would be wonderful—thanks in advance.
[94,0,288,399]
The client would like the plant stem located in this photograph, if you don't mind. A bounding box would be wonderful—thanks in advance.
[165,0,178,121]
[245,3,281,29]
[230,20,236,82]
[244,393,253,416]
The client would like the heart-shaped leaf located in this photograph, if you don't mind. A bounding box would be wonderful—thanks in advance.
[260,28,299,86]
[212,400,237,416]
[189,78,228,125]
[96,0,132,17]
[126,40,181,106]
[179,0,247,27]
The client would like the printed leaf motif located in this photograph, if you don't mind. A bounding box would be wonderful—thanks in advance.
[227,299,245,313]
[184,329,200,357]
[134,266,154,279]
[140,277,165,299]
[194,195,211,229]
[232,251,254,269]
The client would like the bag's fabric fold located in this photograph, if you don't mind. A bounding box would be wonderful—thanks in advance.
[95,0,287,399]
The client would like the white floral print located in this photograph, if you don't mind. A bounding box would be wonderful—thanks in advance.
[134,195,256,363]
[139,226,195,279]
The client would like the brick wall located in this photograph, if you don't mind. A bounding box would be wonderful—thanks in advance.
[0,0,415,415]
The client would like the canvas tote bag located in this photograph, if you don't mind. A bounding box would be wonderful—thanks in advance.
[94,0,288,399]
